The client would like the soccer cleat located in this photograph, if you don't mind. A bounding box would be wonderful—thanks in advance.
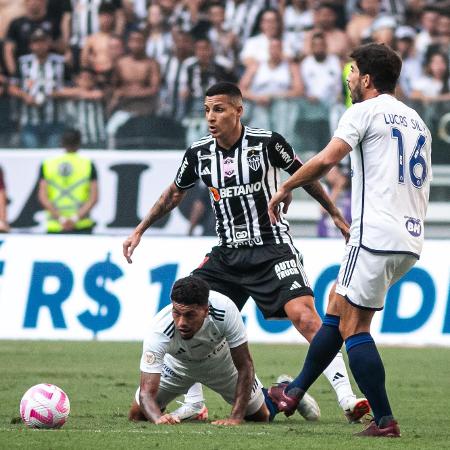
[354,418,401,437]
[169,401,208,421]
[268,382,302,417]
[298,392,321,421]
[342,397,371,423]
[276,375,320,421]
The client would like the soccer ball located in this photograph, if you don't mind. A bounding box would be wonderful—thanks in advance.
[20,383,70,429]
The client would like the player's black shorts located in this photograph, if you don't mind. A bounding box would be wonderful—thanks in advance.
[192,243,314,319]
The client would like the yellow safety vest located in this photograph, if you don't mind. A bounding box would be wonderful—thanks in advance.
[343,62,352,109]
[42,153,95,232]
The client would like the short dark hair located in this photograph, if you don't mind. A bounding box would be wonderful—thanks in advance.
[99,3,116,15]
[171,276,210,306]
[61,128,81,149]
[350,43,402,93]
[205,82,242,99]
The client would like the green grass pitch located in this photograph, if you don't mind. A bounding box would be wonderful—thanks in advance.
[1,341,449,449]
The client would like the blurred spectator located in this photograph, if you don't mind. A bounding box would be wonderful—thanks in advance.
[4,0,62,75]
[369,14,397,47]
[346,0,382,48]
[436,9,450,53]
[81,3,117,87]
[108,33,125,61]
[240,8,294,67]
[172,0,208,32]
[206,2,238,68]
[239,37,302,138]
[283,0,314,59]
[415,5,441,60]
[298,31,342,152]
[395,26,421,99]
[410,50,450,104]
[0,166,10,233]
[159,29,194,120]
[317,165,351,238]
[54,67,106,148]
[123,0,148,29]
[225,0,275,46]
[9,28,67,148]
[0,0,25,40]
[145,3,173,65]
[0,72,17,147]
[66,0,125,73]
[106,28,160,148]
[303,2,350,60]
[38,128,98,233]
[180,36,237,143]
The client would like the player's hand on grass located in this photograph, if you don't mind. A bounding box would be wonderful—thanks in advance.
[268,187,291,224]
[211,418,243,426]
[123,231,141,264]
[155,414,180,425]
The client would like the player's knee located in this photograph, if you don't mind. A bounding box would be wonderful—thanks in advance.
[286,302,321,340]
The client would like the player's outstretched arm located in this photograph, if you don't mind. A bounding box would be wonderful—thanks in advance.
[139,372,180,425]
[212,343,254,426]
[123,182,186,263]
[268,138,351,225]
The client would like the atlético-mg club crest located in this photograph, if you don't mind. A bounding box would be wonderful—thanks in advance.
[247,153,261,171]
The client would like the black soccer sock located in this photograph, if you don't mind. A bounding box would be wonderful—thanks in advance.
[345,332,393,426]
[286,314,343,394]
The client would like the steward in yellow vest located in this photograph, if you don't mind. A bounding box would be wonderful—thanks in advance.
[38,128,98,233]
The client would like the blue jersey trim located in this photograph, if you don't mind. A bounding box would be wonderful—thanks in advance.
[358,143,365,247]
[361,244,420,259]
[344,295,384,311]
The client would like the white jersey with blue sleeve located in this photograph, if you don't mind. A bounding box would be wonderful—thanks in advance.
[333,94,432,258]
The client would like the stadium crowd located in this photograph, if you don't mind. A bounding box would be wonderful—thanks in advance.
[0,0,449,155]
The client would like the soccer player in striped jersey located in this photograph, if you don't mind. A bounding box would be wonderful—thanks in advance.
[268,43,432,437]
[123,82,369,423]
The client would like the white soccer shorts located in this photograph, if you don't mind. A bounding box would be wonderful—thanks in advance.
[135,343,264,416]
[335,245,417,310]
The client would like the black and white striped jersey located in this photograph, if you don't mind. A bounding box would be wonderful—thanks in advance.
[174,126,302,247]
[159,54,193,120]
[65,98,106,147]
[15,53,66,126]
[68,0,122,48]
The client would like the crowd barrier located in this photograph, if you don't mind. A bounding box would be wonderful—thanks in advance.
[0,235,448,346]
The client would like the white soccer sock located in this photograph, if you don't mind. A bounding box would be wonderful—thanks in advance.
[322,351,356,409]
[183,382,204,404]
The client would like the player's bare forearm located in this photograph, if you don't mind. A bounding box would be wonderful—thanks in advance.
[230,344,254,421]
[139,391,163,423]
[283,138,351,193]
[138,373,166,424]
[136,182,186,236]
[303,181,341,218]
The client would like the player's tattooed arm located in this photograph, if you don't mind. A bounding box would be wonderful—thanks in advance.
[139,372,180,425]
[123,182,186,263]
[213,343,254,425]
[139,182,186,231]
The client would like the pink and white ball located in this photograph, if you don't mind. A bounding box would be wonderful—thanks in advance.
[20,383,70,429]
